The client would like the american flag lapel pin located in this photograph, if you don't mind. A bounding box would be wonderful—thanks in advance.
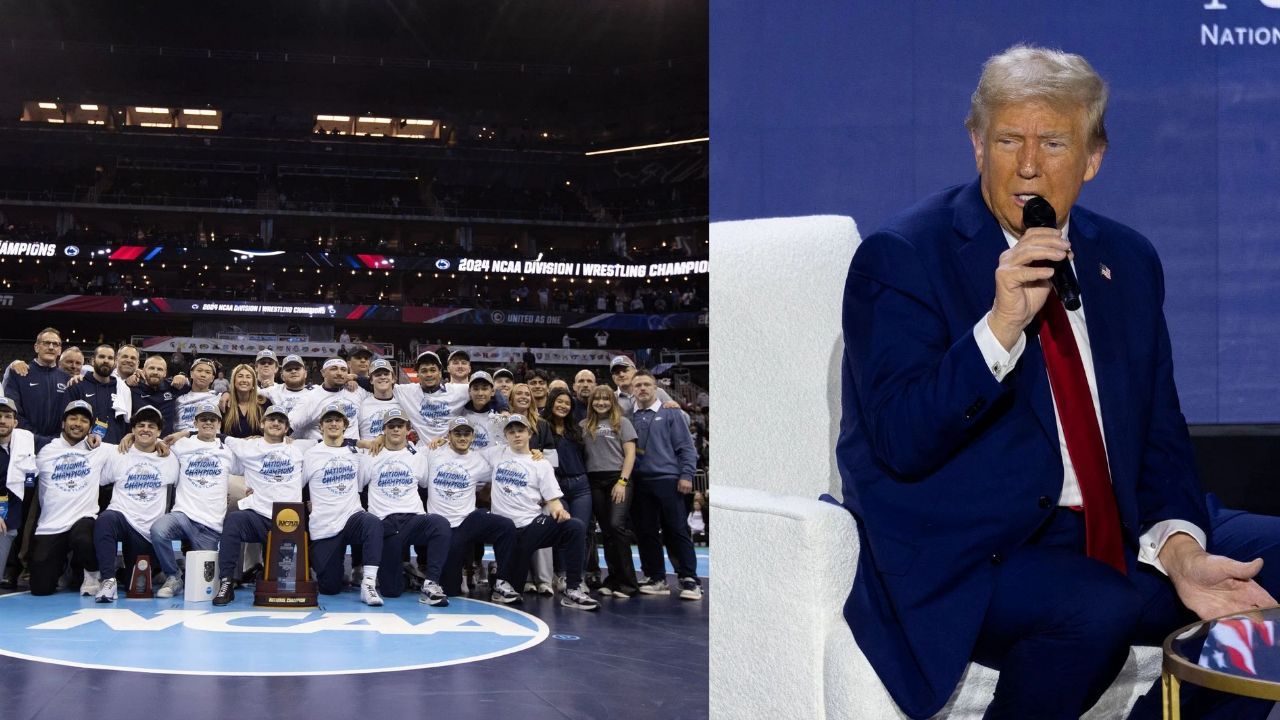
[1099,263,1112,281]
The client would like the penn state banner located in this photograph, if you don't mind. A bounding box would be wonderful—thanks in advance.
[712,0,1280,424]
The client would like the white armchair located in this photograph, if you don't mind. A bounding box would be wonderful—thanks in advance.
[708,215,1159,720]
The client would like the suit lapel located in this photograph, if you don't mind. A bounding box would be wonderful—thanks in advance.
[1067,213,1128,466]
[952,180,1058,447]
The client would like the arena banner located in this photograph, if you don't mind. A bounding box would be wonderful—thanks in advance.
[136,336,395,358]
[403,307,707,330]
[440,345,623,367]
[52,243,709,277]
[134,298,398,321]
[0,293,125,313]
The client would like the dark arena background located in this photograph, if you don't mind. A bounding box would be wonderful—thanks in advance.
[0,2,709,719]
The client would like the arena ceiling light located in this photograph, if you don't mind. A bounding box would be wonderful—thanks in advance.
[584,137,709,156]
[358,117,392,124]
[38,102,58,109]
[134,107,171,114]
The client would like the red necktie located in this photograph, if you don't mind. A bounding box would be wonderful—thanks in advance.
[1038,291,1127,574]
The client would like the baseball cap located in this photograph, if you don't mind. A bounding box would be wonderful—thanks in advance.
[492,368,514,380]
[609,355,636,370]
[382,407,408,425]
[256,349,278,363]
[0,397,16,414]
[503,414,530,430]
[468,371,494,387]
[320,402,348,421]
[63,399,94,419]
[263,405,290,423]
[191,357,217,373]
[350,345,375,358]
[449,416,474,431]
[322,358,348,371]
[282,354,304,369]
[448,349,470,362]
[194,401,222,419]
[131,405,164,427]
[370,358,394,374]
[414,350,442,368]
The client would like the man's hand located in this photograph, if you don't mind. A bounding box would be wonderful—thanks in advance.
[65,373,82,387]
[124,372,140,387]
[426,437,447,451]
[154,440,171,458]
[367,436,387,456]
[530,449,544,461]
[549,505,570,522]
[677,478,693,494]
[612,481,627,504]
[0,518,7,533]
[988,227,1071,351]
[85,434,101,449]
[1161,534,1277,620]
[662,400,681,409]
[218,393,231,413]
[171,374,189,389]
[118,433,134,453]
[9,360,28,377]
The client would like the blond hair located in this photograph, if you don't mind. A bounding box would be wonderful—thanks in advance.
[584,386,623,439]
[224,363,264,435]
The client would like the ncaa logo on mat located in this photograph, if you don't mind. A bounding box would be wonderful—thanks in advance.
[0,594,548,675]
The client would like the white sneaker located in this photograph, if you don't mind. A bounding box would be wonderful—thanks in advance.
[552,574,567,593]
[523,581,538,593]
[638,578,669,595]
[678,577,703,601]
[95,578,118,603]
[156,574,183,598]
[80,572,101,597]
[537,582,553,596]
[419,579,448,607]
[360,578,384,607]
[490,579,521,604]
[560,587,600,611]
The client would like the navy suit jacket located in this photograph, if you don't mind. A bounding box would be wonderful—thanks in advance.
[837,179,1209,719]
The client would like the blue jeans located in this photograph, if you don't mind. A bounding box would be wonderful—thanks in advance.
[553,473,593,575]
[150,511,222,576]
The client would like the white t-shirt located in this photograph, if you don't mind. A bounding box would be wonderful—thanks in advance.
[101,447,180,536]
[174,389,218,432]
[393,383,468,442]
[35,437,110,535]
[359,394,409,440]
[301,441,365,540]
[224,437,316,518]
[264,383,312,415]
[170,435,238,532]
[488,447,562,529]
[360,445,429,519]
[288,385,366,441]
[425,446,493,527]
[460,407,504,451]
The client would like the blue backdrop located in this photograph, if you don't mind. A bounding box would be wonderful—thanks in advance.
[712,0,1280,424]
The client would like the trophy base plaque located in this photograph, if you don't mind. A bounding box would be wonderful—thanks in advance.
[127,555,154,599]
[253,502,319,609]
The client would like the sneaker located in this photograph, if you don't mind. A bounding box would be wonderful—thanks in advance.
[490,579,521,604]
[79,572,100,597]
[598,586,615,597]
[95,578,118,603]
[402,561,425,583]
[360,578,384,607]
[156,573,183,599]
[638,578,669,595]
[585,572,603,590]
[419,579,448,607]
[537,582,553,596]
[560,587,600,611]
[522,581,538,593]
[212,578,235,606]
[678,577,703,601]
[612,588,633,599]
[485,561,497,585]
[552,574,567,593]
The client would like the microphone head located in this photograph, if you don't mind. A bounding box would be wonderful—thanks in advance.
[1022,196,1057,230]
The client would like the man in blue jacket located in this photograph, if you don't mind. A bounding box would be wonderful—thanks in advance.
[840,45,1280,719]
[629,369,701,601]
[2,328,70,437]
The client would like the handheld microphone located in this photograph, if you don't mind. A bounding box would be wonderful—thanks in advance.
[1023,196,1081,311]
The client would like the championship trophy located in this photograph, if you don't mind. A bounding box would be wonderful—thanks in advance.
[253,502,318,608]
[127,555,154,599]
